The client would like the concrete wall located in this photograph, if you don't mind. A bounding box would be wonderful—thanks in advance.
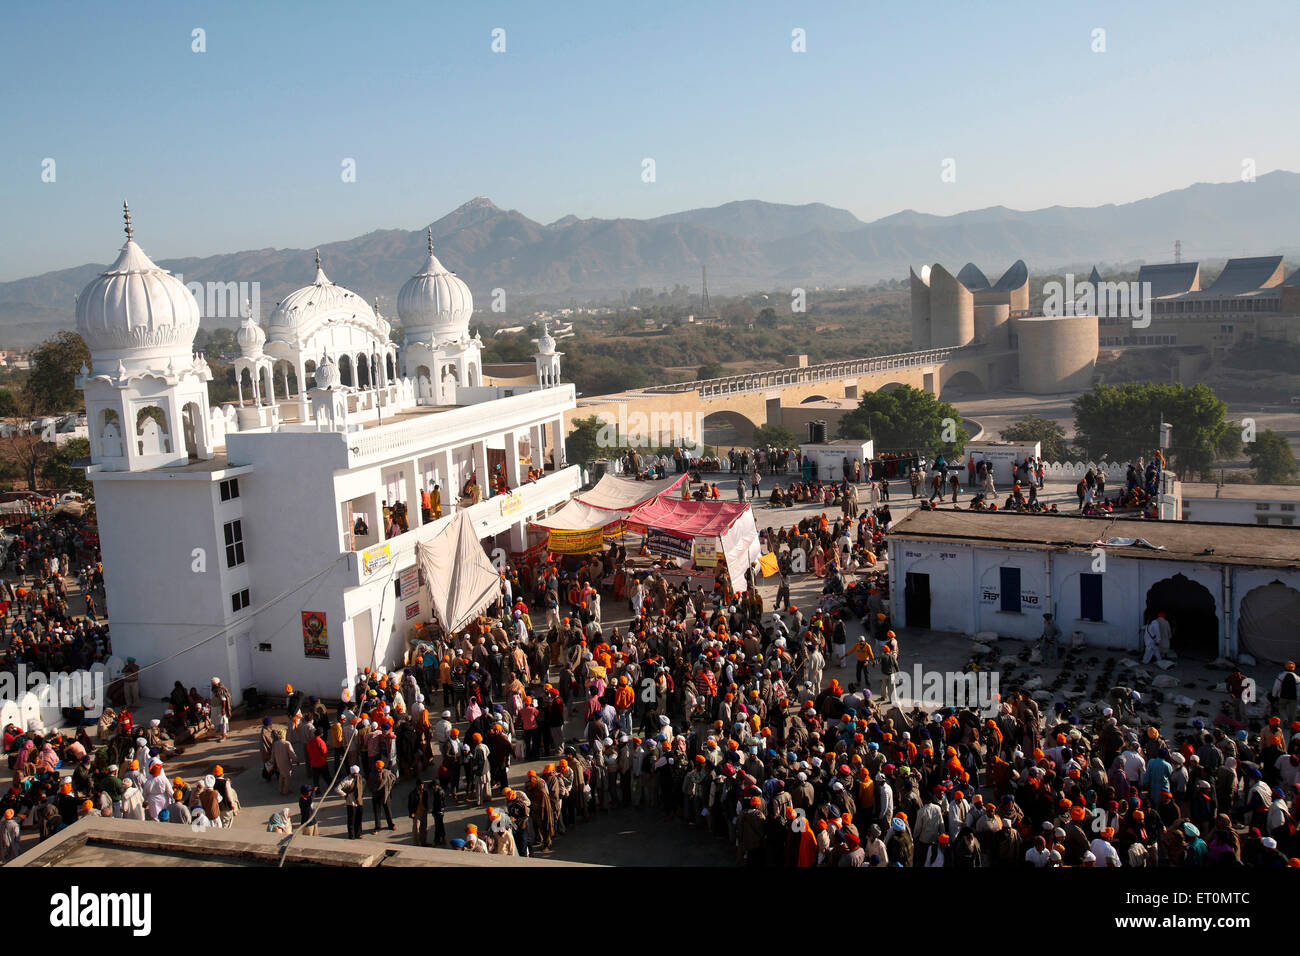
[974,304,1010,349]
[1017,314,1099,393]
[909,267,931,350]
[928,264,975,348]
[887,537,1300,659]
[92,472,244,700]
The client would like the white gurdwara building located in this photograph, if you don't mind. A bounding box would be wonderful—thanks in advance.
[77,205,579,700]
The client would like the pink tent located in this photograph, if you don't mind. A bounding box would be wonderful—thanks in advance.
[625,497,750,537]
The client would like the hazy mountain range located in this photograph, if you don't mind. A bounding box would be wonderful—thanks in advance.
[3,172,1298,344]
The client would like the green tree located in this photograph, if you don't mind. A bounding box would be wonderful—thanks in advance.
[24,331,91,414]
[1072,383,1232,478]
[837,385,969,457]
[1249,429,1299,484]
[40,437,92,496]
[481,332,534,363]
[0,389,17,418]
[565,416,606,464]
[752,424,798,448]
[697,362,727,381]
[1000,415,1072,462]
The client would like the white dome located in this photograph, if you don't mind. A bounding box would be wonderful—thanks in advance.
[314,356,341,389]
[267,253,378,343]
[76,205,200,362]
[397,231,473,345]
[536,323,556,355]
[237,314,266,357]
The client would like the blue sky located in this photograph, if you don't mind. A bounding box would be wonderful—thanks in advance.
[1,0,1296,279]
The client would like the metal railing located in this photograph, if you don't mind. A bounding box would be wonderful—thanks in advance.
[640,346,963,399]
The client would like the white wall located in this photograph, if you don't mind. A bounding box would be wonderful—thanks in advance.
[888,537,1300,660]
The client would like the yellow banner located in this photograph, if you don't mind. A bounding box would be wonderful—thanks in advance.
[362,542,391,576]
[693,538,719,568]
[499,492,523,517]
[547,527,605,554]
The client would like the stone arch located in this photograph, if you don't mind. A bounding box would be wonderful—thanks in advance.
[940,369,987,399]
[1239,581,1300,663]
[135,405,170,455]
[182,401,204,460]
[876,381,909,393]
[261,365,275,404]
[99,408,122,458]
[799,394,830,404]
[386,354,396,381]
[303,359,317,390]
[1145,573,1219,659]
[416,365,434,403]
[355,352,370,389]
[702,409,759,447]
[338,354,353,387]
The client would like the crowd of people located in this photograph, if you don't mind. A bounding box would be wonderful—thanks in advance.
[0,444,1285,868]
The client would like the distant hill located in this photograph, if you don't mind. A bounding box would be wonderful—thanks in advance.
[2,173,1298,344]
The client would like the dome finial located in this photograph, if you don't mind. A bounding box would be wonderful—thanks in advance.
[123,200,133,241]
[315,248,321,269]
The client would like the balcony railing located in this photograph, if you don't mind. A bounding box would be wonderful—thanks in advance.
[346,465,583,586]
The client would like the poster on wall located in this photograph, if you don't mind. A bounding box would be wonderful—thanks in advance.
[362,542,391,576]
[398,566,419,599]
[404,601,421,621]
[301,611,329,659]
[693,538,719,568]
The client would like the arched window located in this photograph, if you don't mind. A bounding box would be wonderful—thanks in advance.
[135,405,170,455]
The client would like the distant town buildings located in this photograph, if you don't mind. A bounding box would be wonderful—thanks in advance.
[1177,481,1300,526]
[1094,255,1300,353]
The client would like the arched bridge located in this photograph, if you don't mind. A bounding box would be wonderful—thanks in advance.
[566,345,1016,447]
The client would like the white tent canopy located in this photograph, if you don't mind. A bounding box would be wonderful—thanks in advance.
[720,507,762,591]
[576,473,686,511]
[531,499,630,532]
[415,511,501,635]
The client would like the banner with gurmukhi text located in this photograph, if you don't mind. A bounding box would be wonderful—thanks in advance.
[362,542,391,576]
[547,527,605,554]
[647,527,695,561]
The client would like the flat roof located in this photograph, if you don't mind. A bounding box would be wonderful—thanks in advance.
[889,508,1300,569]
[1180,482,1300,502]
[355,404,458,430]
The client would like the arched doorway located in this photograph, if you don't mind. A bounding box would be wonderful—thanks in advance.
[338,354,353,387]
[1145,573,1219,659]
[941,370,987,399]
[355,352,370,389]
[702,410,758,447]
[386,354,395,381]
[1239,581,1300,663]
